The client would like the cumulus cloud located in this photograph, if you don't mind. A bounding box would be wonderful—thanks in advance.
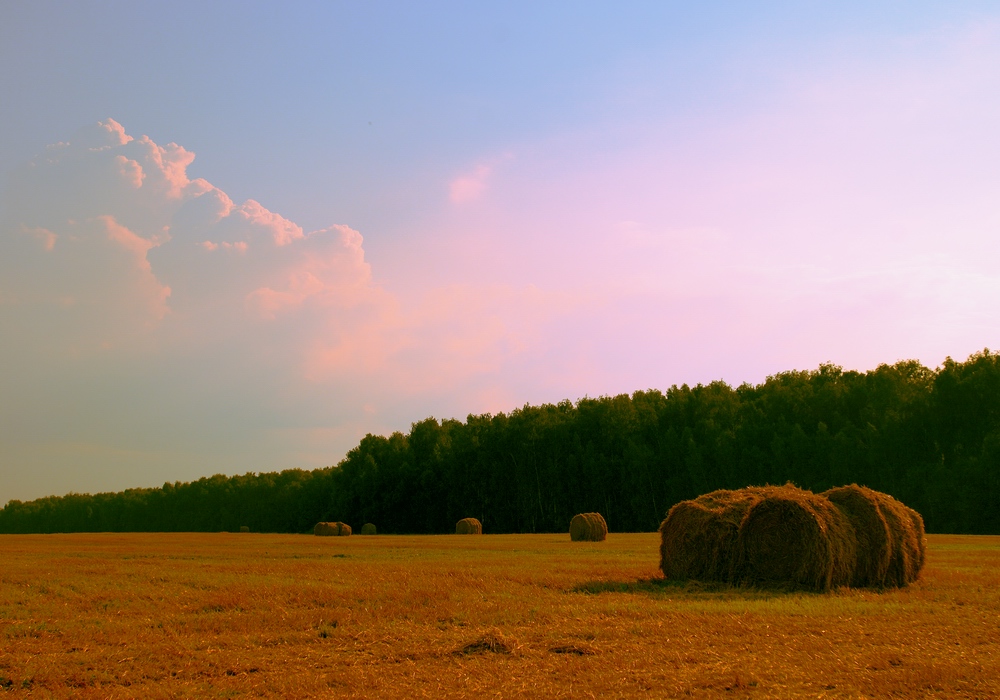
[0,120,578,499]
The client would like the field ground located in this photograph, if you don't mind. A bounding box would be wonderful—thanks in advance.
[0,532,998,698]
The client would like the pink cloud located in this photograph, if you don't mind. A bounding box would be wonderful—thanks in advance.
[449,164,492,203]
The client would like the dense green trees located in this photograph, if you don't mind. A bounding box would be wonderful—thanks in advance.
[3,351,1000,534]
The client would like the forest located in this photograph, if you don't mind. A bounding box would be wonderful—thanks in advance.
[2,350,1000,535]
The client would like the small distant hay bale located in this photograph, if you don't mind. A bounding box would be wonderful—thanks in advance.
[658,486,776,582]
[360,523,377,535]
[569,512,608,542]
[314,521,351,537]
[735,485,857,592]
[239,525,250,533]
[456,517,482,535]
[823,484,892,588]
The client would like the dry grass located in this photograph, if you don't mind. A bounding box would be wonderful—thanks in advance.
[1,532,998,698]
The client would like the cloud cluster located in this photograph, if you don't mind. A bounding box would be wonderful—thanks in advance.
[0,121,574,499]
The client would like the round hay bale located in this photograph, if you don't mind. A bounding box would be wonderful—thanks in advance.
[569,512,607,542]
[456,517,482,535]
[336,522,352,536]
[822,484,892,588]
[239,525,250,533]
[360,523,377,535]
[867,492,924,586]
[735,486,857,592]
[905,506,927,572]
[314,521,336,536]
[658,486,777,583]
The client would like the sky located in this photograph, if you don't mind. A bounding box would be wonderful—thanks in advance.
[2,2,1000,502]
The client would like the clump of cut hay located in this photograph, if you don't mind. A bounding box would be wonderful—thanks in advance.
[549,643,596,656]
[867,491,925,586]
[822,484,892,588]
[456,518,482,535]
[360,523,377,535]
[569,512,608,542]
[239,526,250,533]
[735,485,857,592]
[314,521,352,537]
[454,631,514,655]
[658,486,777,582]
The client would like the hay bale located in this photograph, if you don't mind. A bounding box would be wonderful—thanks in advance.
[822,484,892,588]
[569,512,607,541]
[658,486,776,582]
[239,525,250,533]
[360,523,377,535]
[906,506,927,572]
[314,521,335,536]
[867,492,924,586]
[314,521,351,536]
[735,485,857,592]
[456,517,482,535]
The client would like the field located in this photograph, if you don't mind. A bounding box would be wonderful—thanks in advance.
[1,532,998,698]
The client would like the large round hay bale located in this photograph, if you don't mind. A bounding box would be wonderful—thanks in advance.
[658,486,777,582]
[360,523,377,535]
[239,525,250,533]
[867,492,924,586]
[336,522,352,536]
[735,486,857,592]
[823,484,892,588]
[456,517,482,535]
[569,512,607,541]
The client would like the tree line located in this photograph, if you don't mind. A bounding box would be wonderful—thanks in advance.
[3,351,1000,535]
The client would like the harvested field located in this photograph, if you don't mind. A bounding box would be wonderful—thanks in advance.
[1,533,998,698]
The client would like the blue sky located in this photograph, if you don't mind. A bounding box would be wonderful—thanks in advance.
[2,2,1000,501]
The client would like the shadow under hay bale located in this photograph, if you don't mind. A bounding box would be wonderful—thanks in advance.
[659,486,777,583]
[456,517,482,535]
[360,523,377,535]
[569,512,607,542]
[314,521,351,537]
[823,484,892,588]
[735,486,857,592]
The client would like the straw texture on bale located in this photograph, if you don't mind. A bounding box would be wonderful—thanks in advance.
[736,486,857,592]
[659,483,926,592]
[314,521,351,536]
[822,484,892,588]
[456,518,482,535]
[658,486,776,582]
[360,523,377,535]
[569,513,608,541]
[868,491,925,586]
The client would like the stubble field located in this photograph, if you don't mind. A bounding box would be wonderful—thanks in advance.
[0,531,998,698]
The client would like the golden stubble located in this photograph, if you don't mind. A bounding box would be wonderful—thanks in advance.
[0,532,997,698]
